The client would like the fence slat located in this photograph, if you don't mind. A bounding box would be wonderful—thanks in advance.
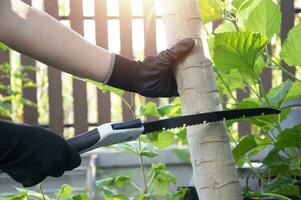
[70,0,89,133]
[144,0,159,121]
[44,0,64,135]
[95,0,111,124]
[20,0,38,125]
[281,0,295,80]
[120,0,134,120]
[21,55,38,125]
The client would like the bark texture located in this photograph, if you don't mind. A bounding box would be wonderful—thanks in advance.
[159,0,242,199]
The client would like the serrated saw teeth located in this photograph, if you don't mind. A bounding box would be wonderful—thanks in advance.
[142,108,280,134]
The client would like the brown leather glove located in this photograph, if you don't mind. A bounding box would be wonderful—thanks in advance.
[105,38,195,97]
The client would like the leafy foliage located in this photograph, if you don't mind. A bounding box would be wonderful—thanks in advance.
[280,23,301,66]
[3,0,301,199]
[245,0,281,38]
[213,32,269,73]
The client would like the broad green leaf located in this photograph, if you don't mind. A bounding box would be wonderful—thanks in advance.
[233,135,271,166]
[232,0,254,10]
[148,163,177,196]
[117,141,140,155]
[140,144,159,158]
[174,149,191,163]
[199,0,223,24]
[57,184,73,200]
[214,21,237,33]
[262,176,300,197]
[73,194,90,200]
[267,80,293,107]
[157,103,181,117]
[165,189,187,200]
[96,176,130,189]
[8,192,27,200]
[139,102,160,117]
[101,187,129,200]
[150,131,174,149]
[254,55,265,75]
[213,32,269,73]
[16,188,51,200]
[283,81,301,103]
[85,79,124,98]
[275,124,301,151]
[280,23,301,66]
[233,135,258,164]
[246,0,281,38]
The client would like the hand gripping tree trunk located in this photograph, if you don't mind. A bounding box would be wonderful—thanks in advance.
[159,0,242,199]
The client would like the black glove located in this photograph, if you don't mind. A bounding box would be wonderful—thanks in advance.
[106,38,195,97]
[0,120,81,187]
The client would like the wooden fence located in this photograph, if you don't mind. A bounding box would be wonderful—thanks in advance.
[0,0,299,137]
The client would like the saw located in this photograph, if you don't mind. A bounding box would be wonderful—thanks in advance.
[68,108,280,153]
[0,107,280,175]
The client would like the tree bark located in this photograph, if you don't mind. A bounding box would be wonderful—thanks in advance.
[159,0,242,199]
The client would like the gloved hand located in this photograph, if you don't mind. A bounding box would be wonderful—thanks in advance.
[105,38,195,97]
[0,120,81,187]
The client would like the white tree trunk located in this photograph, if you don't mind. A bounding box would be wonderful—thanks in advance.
[159,0,242,199]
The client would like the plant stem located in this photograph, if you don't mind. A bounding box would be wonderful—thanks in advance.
[39,184,46,200]
[130,181,144,193]
[279,64,301,82]
[246,158,266,185]
[269,57,301,82]
[138,137,148,194]
[128,93,148,194]
[214,68,238,103]
[253,71,272,107]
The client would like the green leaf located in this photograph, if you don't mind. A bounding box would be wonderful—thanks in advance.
[117,141,140,155]
[245,0,281,38]
[283,81,301,103]
[165,188,187,200]
[140,144,159,158]
[280,23,301,66]
[275,124,301,151]
[213,32,269,73]
[96,176,130,189]
[73,193,90,200]
[214,21,237,33]
[267,80,293,108]
[157,103,181,117]
[232,0,254,10]
[199,0,223,24]
[117,141,158,158]
[262,175,300,197]
[148,163,177,196]
[174,149,191,163]
[101,187,129,200]
[8,192,27,200]
[150,131,175,149]
[139,102,160,117]
[233,135,271,166]
[233,135,258,164]
[57,184,73,200]
[85,79,124,98]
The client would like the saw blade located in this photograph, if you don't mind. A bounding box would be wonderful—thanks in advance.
[142,108,280,134]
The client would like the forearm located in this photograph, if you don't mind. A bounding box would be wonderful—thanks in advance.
[0,0,112,82]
